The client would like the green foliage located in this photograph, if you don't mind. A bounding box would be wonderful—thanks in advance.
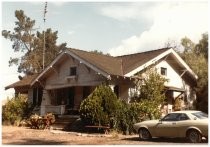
[113,101,142,134]
[80,70,166,134]
[90,50,111,56]
[180,33,208,113]
[195,33,208,60]
[2,95,31,125]
[133,68,167,120]
[2,10,66,75]
[79,84,118,126]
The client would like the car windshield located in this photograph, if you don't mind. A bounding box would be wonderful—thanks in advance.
[192,112,208,119]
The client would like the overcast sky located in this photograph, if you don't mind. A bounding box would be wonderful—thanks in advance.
[1,0,208,100]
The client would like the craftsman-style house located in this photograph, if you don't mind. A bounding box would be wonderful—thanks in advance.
[5,47,197,115]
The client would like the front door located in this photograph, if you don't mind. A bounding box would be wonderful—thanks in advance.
[67,87,75,109]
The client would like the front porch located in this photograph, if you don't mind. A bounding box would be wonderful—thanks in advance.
[40,86,96,115]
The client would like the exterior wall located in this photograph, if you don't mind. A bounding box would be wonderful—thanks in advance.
[41,56,106,114]
[155,60,195,111]
[45,56,105,89]
[155,60,184,89]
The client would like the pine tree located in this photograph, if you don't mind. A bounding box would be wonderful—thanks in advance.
[2,10,67,75]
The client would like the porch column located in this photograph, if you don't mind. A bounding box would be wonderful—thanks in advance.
[40,89,51,115]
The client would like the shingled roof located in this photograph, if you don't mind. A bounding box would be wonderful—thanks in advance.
[68,48,123,76]
[7,47,196,90]
[5,74,38,90]
[67,47,170,76]
[117,48,170,75]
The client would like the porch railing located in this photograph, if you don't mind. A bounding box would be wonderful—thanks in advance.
[41,105,66,115]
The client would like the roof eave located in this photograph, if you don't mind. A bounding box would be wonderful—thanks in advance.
[31,50,111,86]
[124,48,198,80]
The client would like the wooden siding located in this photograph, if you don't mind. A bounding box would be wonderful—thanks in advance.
[45,55,106,89]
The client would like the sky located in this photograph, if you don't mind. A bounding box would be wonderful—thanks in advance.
[0,0,208,101]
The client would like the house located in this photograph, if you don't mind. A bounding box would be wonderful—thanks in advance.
[5,47,197,115]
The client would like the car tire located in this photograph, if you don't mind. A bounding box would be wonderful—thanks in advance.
[187,129,202,143]
[139,128,151,140]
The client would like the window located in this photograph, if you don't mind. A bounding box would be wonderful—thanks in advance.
[162,113,180,121]
[192,112,208,119]
[70,67,77,76]
[161,67,167,76]
[178,113,190,121]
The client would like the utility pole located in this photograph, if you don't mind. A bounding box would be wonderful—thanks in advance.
[43,2,47,70]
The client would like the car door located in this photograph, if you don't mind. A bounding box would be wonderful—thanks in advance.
[173,113,191,137]
[154,113,180,137]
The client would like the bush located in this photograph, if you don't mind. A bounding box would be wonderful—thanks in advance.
[79,84,145,135]
[79,84,118,126]
[113,101,142,134]
[2,94,31,125]
[28,113,55,129]
[133,68,167,120]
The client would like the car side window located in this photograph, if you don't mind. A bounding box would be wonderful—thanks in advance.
[162,113,180,121]
[178,113,190,121]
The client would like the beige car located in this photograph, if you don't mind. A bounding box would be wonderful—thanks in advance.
[133,110,208,143]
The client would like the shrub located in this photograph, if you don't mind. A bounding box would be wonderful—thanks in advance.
[133,68,167,120]
[113,101,142,134]
[2,94,31,125]
[28,114,43,129]
[28,113,55,129]
[79,84,118,126]
[80,84,145,135]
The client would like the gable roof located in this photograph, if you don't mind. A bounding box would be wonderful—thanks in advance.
[6,47,197,90]
[117,48,170,75]
[68,48,123,76]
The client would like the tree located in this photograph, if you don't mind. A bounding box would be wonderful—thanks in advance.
[133,68,167,119]
[163,33,208,113]
[2,10,66,75]
[195,33,208,60]
[180,33,208,113]
[90,50,111,56]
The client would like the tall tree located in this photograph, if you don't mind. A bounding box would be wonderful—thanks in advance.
[180,33,208,113]
[195,33,208,60]
[163,33,208,113]
[2,10,66,75]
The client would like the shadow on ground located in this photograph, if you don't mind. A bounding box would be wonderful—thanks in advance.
[3,138,68,145]
[122,137,208,144]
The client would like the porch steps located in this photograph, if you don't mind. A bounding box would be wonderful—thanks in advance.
[52,115,80,131]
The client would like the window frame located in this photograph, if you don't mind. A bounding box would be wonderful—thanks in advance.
[70,66,77,76]
[160,67,167,76]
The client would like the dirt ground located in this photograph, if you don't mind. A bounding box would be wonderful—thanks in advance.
[1,126,208,145]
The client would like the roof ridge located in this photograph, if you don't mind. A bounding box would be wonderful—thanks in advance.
[116,47,171,58]
[67,47,116,59]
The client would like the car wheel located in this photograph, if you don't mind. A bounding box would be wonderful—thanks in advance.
[139,128,151,140]
[187,129,202,143]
